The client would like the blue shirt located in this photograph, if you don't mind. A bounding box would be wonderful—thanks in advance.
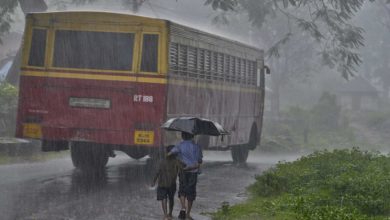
[170,140,202,173]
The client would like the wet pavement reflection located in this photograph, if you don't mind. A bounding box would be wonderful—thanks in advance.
[0,152,273,220]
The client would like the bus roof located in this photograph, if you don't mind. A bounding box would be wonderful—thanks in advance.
[27,11,263,57]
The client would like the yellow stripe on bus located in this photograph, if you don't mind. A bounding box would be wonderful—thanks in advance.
[21,71,167,84]
[21,71,260,93]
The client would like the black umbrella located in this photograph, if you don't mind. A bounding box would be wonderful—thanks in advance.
[161,117,229,136]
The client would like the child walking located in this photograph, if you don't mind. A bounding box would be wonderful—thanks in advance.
[151,145,182,220]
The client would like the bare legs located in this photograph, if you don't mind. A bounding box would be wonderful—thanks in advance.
[168,197,174,218]
[186,199,193,219]
[179,195,186,211]
[178,195,194,219]
[161,198,175,220]
[161,199,168,219]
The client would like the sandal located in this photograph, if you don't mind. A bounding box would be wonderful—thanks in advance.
[178,209,186,219]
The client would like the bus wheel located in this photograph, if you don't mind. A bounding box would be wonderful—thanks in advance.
[125,148,148,160]
[71,142,109,170]
[231,146,249,164]
[247,123,259,150]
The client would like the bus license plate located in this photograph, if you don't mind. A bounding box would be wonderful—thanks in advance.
[23,123,42,138]
[134,130,154,145]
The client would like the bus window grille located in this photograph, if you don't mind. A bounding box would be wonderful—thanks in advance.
[225,55,230,83]
[188,46,197,78]
[169,43,179,74]
[212,52,218,81]
[178,44,187,77]
[241,59,245,85]
[248,61,255,86]
[242,59,247,85]
[198,49,205,79]
[236,58,241,84]
[251,61,256,86]
[196,48,201,79]
[231,56,236,83]
[205,50,211,80]
[247,60,253,86]
[218,53,224,82]
[223,54,230,82]
[255,62,258,85]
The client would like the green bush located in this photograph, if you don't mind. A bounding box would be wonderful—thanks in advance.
[213,149,390,219]
[249,149,390,217]
[0,82,18,136]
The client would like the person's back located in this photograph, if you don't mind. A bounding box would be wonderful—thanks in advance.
[157,157,180,187]
[173,140,202,173]
[152,146,182,220]
[169,132,202,220]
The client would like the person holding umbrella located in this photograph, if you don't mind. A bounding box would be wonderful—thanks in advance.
[167,132,202,220]
[161,117,228,219]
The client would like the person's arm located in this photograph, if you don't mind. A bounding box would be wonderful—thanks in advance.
[167,144,180,157]
[151,163,161,187]
[183,163,200,171]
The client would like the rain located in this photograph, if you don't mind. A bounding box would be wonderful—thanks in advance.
[0,0,390,219]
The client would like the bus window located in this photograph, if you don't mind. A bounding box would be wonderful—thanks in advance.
[53,30,135,71]
[28,29,47,67]
[140,34,159,73]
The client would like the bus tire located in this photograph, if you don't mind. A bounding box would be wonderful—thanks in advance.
[125,148,148,160]
[247,123,259,150]
[231,146,249,164]
[71,142,109,170]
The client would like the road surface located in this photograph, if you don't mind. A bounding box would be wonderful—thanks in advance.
[0,152,297,220]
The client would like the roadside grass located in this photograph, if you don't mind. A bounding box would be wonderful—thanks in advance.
[212,196,296,220]
[212,148,390,220]
[0,151,68,165]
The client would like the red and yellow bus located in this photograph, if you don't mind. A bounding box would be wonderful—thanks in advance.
[16,11,267,169]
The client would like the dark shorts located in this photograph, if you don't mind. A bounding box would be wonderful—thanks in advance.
[157,184,176,201]
[178,172,198,201]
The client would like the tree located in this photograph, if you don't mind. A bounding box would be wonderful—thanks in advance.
[357,0,390,99]
[0,0,386,87]
[2,0,47,84]
[0,0,47,43]
[204,0,390,116]
[205,0,372,79]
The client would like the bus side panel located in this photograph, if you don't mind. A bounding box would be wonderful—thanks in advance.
[165,22,264,149]
[237,86,257,143]
[165,79,258,148]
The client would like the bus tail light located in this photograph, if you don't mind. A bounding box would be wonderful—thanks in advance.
[69,97,111,109]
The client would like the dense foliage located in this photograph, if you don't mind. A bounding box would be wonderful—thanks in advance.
[205,0,384,78]
[0,82,18,135]
[213,149,390,219]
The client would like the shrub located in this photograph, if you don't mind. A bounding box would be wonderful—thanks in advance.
[0,82,18,135]
[249,149,390,217]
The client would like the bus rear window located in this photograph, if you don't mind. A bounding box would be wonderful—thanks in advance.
[53,30,135,71]
[28,29,47,67]
[141,34,159,72]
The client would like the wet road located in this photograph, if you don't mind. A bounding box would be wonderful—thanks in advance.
[0,152,289,220]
